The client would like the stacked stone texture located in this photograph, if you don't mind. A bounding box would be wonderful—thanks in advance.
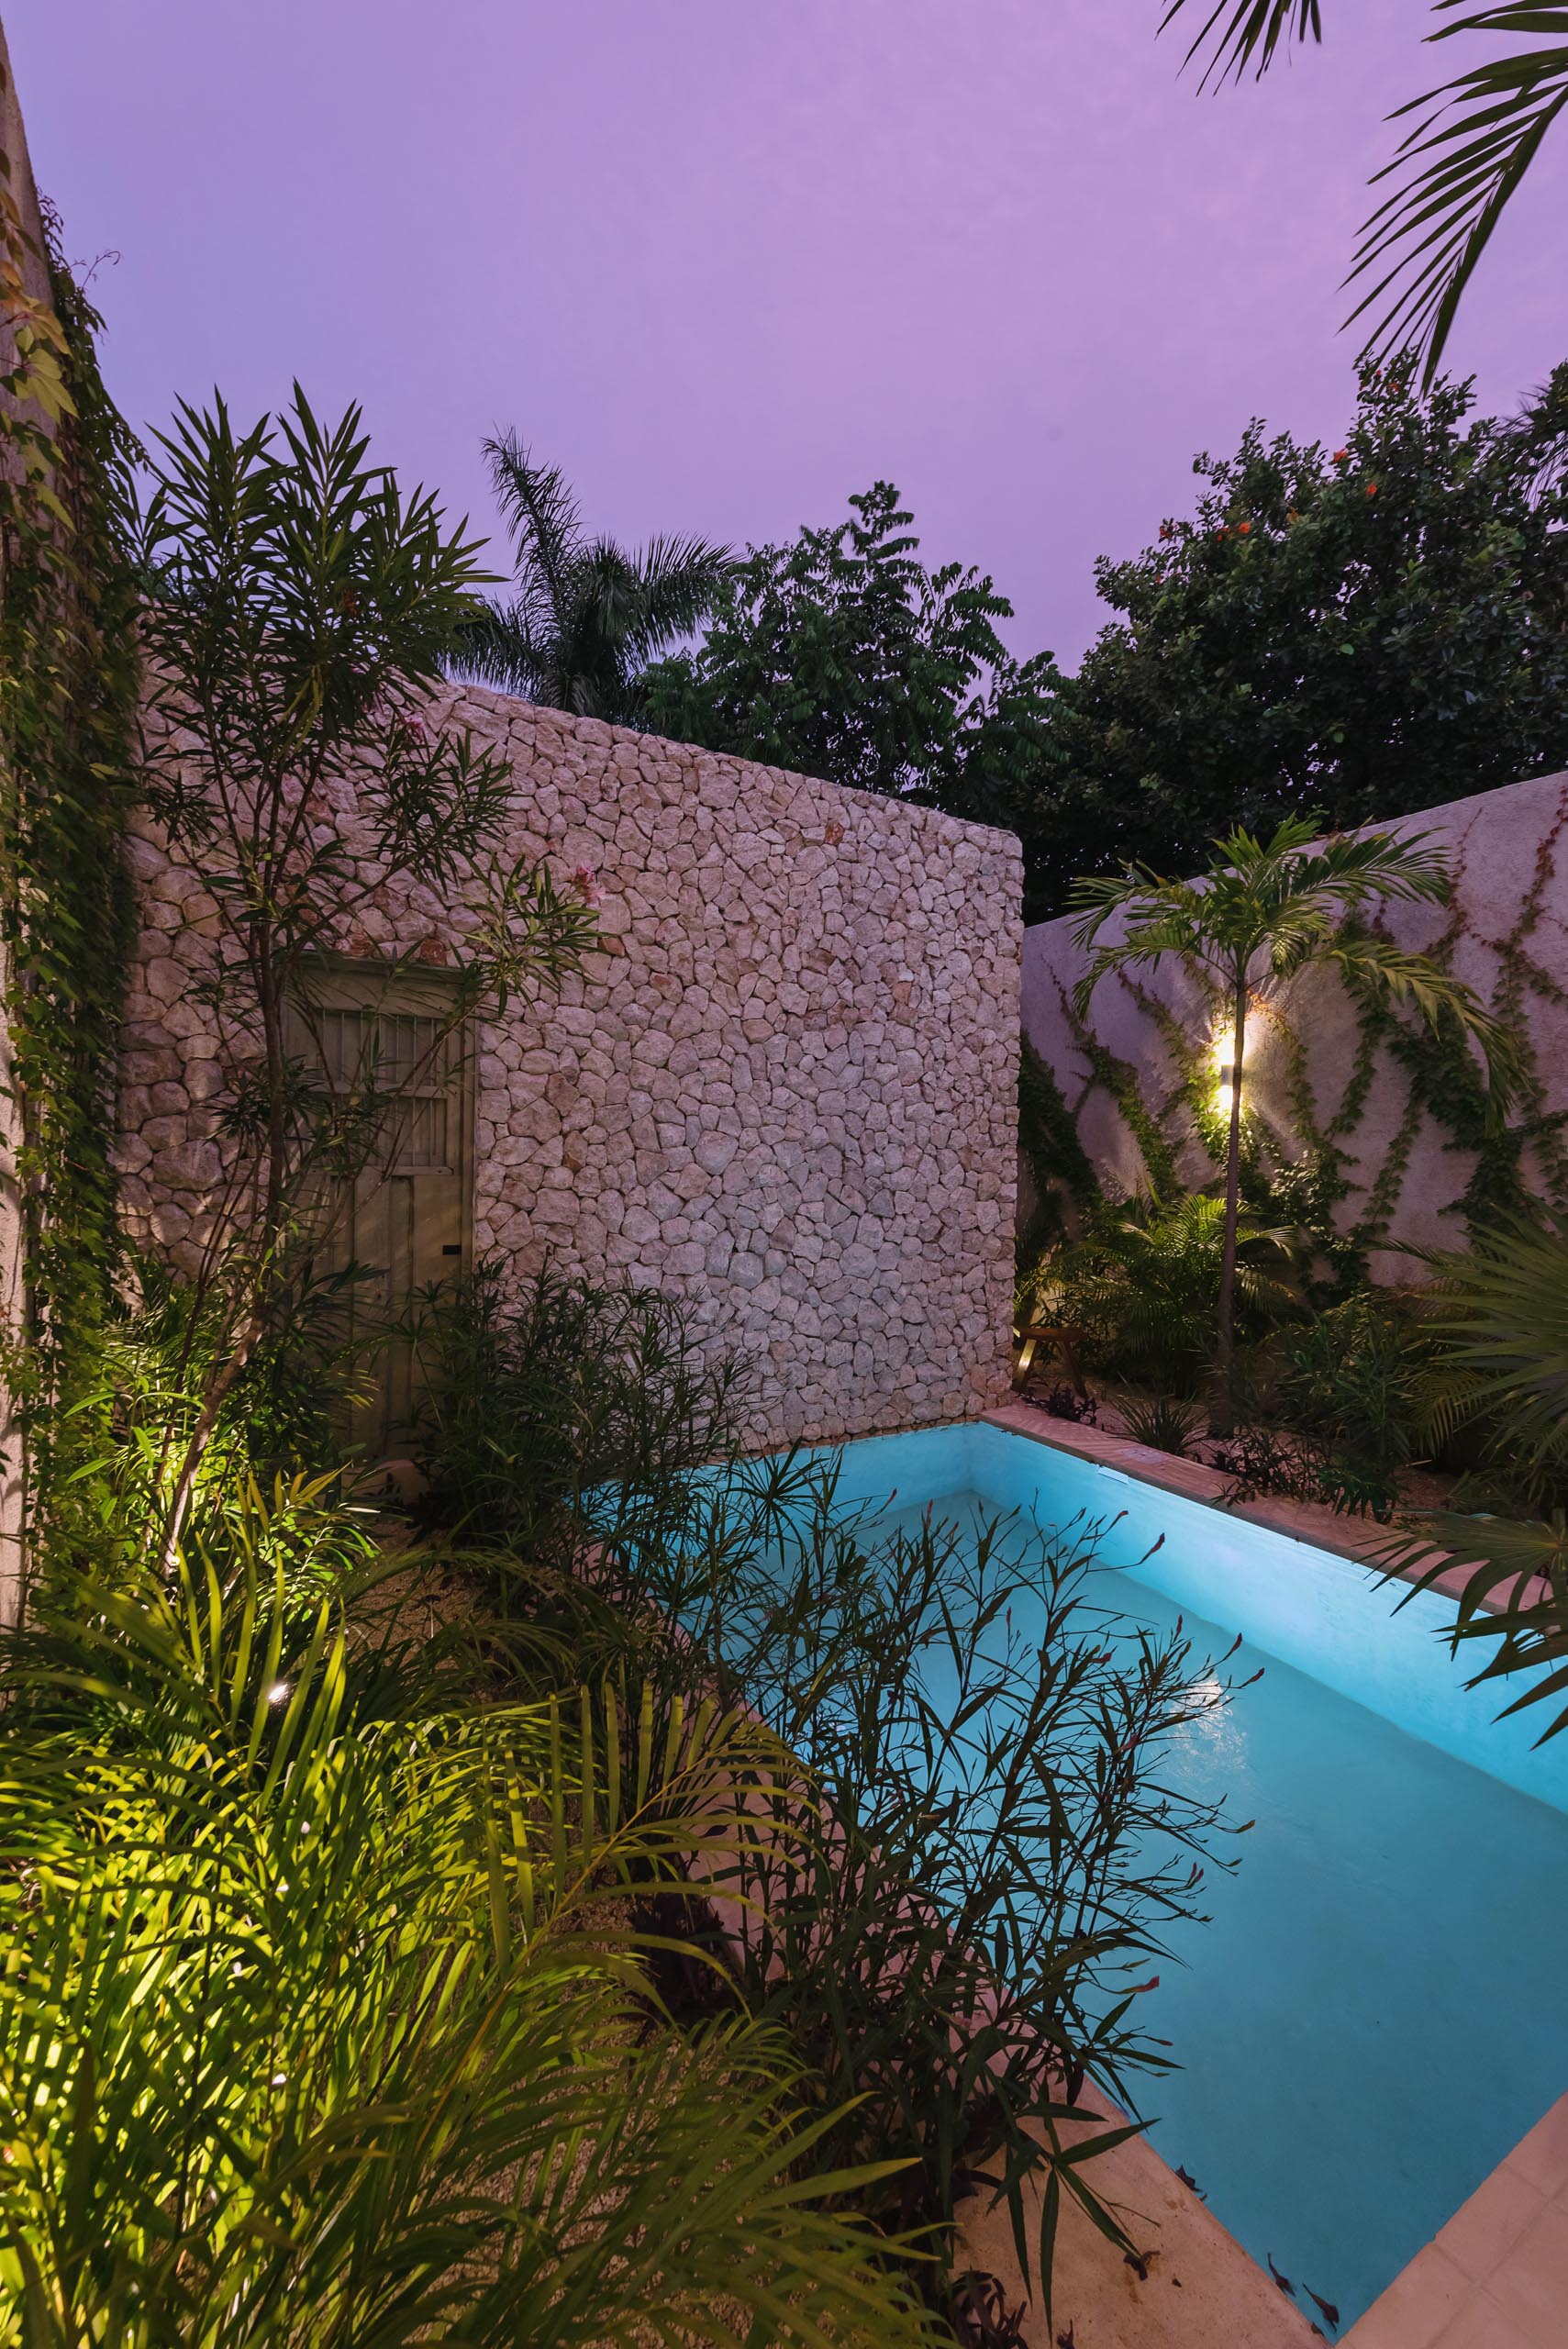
[116,684,1021,1448]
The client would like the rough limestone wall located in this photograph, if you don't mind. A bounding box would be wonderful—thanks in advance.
[117,684,1021,1447]
[1021,769,1568,1278]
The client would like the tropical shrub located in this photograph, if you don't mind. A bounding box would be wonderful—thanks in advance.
[1041,1194,1298,1397]
[1198,1291,1432,1520]
[128,389,598,1565]
[406,1261,744,1575]
[409,1271,1244,2304]
[0,1476,943,2346]
[1376,1209,1568,1739]
[1212,1423,1404,1522]
[698,1483,1242,2289]
[639,481,1062,842]
[1279,1291,1429,1485]
[1118,1392,1204,1458]
[94,1252,376,1497]
[1031,1383,1099,1428]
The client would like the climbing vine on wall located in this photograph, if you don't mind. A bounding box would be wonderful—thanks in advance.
[1030,793,1568,1279]
[0,164,139,1566]
[1018,1035,1099,1257]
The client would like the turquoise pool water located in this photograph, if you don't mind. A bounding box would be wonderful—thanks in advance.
[769,1419,1568,2329]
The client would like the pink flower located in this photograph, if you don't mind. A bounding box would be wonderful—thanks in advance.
[571,862,605,908]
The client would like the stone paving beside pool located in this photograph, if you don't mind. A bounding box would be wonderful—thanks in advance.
[1344,2094,1568,2348]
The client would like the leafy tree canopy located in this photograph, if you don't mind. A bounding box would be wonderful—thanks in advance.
[1036,364,1568,918]
[639,481,1064,841]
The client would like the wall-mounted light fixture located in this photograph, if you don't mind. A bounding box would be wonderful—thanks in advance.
[1211,1024,1238,1117]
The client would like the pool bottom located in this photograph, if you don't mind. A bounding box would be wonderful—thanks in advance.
[832,1462,1568,2332]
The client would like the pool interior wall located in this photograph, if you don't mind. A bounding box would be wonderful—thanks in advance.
[766,1419,1568,2329]
[813,1419,1568,1811]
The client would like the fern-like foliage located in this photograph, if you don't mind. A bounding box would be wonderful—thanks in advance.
[0,1481,941,2346]
[1376,1208,1568,1740]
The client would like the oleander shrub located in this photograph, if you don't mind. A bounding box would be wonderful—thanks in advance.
[408,1271,1244,2304]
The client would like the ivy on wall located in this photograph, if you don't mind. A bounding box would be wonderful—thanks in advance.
[1017,1035,1099,1257]
[0,164,139,1563]
[1029,787,1568,1282]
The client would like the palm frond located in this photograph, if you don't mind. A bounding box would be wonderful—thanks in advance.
[1069,815,1503,1100]
[0,1486,937,2345]
[449,596,550,699]
[1366,1209,1568,1740]
[1161,5,1568,381]
[625,533,735,659]
[1346,9,1568,381]
[468,440,729,720]
[1418,1208,1568,1469]
[1160,0,1323,89]
[1323,932,1521,1115]
[1372,1508,1568,1741]
[482,430,584,639]
[1278,824,1453,906]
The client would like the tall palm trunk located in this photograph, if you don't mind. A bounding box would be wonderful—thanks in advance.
[1213,963,1248,1432]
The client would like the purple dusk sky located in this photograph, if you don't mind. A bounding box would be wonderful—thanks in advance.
[15,2,1566,665]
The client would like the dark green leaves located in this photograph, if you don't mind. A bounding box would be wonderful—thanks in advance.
[1042,368,1568,913]
[1162,2,1568,379]
[639,481,1062,831]
[140,385,496,726]
[1069,807,1511,1112]
[1351,10,1568,380]
[0,1479,943,2345]
[1162,0,1323,89]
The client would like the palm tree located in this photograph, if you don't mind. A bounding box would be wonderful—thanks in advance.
[454,430,733,722]
[1162,3,1568,382]
[1070,812,1516,1419]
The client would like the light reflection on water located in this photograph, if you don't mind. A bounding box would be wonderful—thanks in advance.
[830,1475,1568,2332]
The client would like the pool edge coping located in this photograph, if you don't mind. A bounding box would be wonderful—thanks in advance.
[978,1402,1531,1618]
[977,1402,1568,2347]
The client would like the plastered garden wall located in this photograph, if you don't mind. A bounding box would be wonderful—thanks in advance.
[117,684,1021,1448]
[1021,769,1568,1279]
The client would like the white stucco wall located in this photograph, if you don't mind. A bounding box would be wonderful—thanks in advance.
[1022,769,1568,1276]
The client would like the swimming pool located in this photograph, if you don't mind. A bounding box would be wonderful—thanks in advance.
[764,1418,1568,2330]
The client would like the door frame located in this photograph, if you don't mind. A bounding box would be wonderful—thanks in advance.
[288,953,476,1459]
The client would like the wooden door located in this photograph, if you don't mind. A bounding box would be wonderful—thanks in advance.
[289,965,473,1460]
